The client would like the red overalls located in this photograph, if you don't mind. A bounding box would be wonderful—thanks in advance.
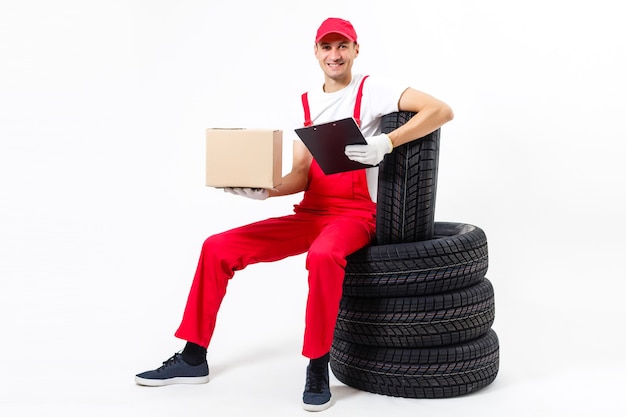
[175,78,376,359]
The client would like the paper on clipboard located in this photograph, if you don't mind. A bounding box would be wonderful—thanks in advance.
[294,117,373,175]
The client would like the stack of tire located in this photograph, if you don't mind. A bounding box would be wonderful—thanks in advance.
[330,112,499,399]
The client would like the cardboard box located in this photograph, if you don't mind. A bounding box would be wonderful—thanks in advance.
[205,128,283,189]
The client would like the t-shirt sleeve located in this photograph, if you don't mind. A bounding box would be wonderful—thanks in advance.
[363,75,410,118]
[285,96,305,143]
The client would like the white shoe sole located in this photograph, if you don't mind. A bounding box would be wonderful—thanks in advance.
[135,375,210,387]
[302,398,332,412]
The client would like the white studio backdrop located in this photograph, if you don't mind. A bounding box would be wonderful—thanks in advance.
[1,1,625,416]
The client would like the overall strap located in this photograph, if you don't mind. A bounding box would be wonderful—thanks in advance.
[301,75,369,127]
[353,75,369,128]
[301,92,312,127]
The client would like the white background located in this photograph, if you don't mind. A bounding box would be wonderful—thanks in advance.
[1,0,625,416]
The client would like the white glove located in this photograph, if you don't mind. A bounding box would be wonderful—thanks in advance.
[344,133,393,166]
[223,187,269,200]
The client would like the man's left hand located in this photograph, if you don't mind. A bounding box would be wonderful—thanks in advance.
[344,133,393,166]
[223,187,269,200]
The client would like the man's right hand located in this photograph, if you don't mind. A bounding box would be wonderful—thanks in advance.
[223,187,269,200]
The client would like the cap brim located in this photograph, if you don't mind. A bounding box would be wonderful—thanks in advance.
[315,31,356,43]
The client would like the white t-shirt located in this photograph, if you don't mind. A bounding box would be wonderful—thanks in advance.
[290,74,408,201]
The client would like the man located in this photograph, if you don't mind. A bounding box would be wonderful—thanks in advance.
[135,17,453,412]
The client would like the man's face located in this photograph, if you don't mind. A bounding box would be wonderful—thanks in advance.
[314,33,359,82]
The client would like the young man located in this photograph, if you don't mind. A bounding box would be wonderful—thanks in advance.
[135,17,453,412]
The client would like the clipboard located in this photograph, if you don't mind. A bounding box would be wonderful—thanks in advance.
[294,117,373,175]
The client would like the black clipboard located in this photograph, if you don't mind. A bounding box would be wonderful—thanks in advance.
[294,117,373,175]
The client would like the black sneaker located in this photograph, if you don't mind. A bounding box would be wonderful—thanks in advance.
[302,362,332,412]
[135,352,209,387]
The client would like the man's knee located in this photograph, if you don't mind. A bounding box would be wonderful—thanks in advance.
[200,233,237,262]
[306,244,346,271]
[202,234,223,252]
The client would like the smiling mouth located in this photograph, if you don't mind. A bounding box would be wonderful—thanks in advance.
[327,62,343,68]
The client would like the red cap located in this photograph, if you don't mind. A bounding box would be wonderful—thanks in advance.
[315,18,357,43]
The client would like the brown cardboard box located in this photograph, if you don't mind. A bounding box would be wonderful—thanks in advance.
[205,128,283,189]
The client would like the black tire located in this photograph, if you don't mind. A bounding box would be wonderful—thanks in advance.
[334,278,495,348]
[376,112,440,244]
[344,222,488,297]
[330,329,499,399]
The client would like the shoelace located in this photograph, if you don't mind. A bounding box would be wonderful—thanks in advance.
[305,366,328,393]
[158,352,183,371]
